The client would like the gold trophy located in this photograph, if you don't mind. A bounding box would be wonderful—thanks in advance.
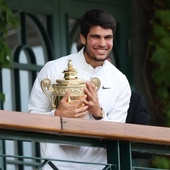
[41,59,101,110]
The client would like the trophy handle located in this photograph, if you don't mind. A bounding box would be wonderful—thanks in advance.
[91,77,101,91]
[41,78,56,110]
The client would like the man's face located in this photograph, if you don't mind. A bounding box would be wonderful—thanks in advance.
[80,26,113,67]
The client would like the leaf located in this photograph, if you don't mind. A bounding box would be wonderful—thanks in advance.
[0,0,19,73]
[157,87,169,99]
[0,92,5,102]
[153,24,167,37]
[152,156,170,169]
[151,47,169,69]
[154,9,170,25]
[152,69,165,85]
[6,10,20,27]
[160,37,170,49]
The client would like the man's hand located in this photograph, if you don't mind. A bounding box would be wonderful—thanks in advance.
[54,90,89,118]
[83,81,101,117]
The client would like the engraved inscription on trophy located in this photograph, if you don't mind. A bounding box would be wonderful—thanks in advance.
[41,59,101,110]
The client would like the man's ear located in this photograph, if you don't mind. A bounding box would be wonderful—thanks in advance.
[80,34,86,45]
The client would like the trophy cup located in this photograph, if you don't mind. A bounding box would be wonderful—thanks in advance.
[41,59,101,110]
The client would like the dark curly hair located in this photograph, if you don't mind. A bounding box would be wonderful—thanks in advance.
[79,9,116,38]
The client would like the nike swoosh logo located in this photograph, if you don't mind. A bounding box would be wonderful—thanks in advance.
[102,86,111,89]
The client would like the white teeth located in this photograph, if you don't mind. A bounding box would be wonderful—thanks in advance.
[96,49,106,54]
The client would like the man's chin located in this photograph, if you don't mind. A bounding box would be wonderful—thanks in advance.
[96,59,106,62]
[95,56,108,62]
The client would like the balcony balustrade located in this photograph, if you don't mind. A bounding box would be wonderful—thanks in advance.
[0,110,170,170]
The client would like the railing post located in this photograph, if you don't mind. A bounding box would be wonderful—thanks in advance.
[0,140,5,170]
[106,140,120,170]
[119,141,132,170]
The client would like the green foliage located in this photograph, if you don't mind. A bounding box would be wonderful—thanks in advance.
[148,0,170,168]
[0,0,19,71]
[0,92,5,102]
[149,7,170,126]
[0,0,19,102]
[154,10,170,25]
[152,156,170,169]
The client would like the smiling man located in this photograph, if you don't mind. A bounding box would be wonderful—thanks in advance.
[80,26,113,66]
[28,9,131,170]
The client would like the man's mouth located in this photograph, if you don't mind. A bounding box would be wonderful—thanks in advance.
[95,49,107,55]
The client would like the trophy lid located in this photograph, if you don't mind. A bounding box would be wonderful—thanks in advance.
[56,59,85,86]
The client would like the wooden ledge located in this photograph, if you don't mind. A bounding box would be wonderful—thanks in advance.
[0,110,170,145]
[61,117,170,145]
[0,110,61,134]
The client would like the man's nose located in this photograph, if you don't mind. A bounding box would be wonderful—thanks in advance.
[98,38,106,46]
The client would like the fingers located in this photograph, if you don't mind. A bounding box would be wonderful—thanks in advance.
[77,104,89,113]
[73,106,89,118]
[61,90,71,102]
[69,96,89,118]
[84,81,98,104]
[74,95,87,108]
[85,81,97,94]
[76,110,88,118]
[57,92,89,118]
[65,104,88,118]
[83,81,101,116]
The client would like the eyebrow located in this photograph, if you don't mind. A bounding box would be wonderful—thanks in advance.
[90,34,113,38]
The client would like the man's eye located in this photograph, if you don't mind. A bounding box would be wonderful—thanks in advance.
[105,36,113,40]
[91,35,99,39]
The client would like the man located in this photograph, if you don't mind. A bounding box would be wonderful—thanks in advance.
[28,9,131,170]
[126,91,150,125]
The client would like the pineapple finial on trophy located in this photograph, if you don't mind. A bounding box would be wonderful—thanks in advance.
[63,59,78,80]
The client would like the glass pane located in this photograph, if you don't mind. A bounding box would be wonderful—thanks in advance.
[5,140,15,159]
[20,70,29,112]
[69,18,79,53]
[32,46,45,65]
[2,69,12,110]
[26,14,48,64]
